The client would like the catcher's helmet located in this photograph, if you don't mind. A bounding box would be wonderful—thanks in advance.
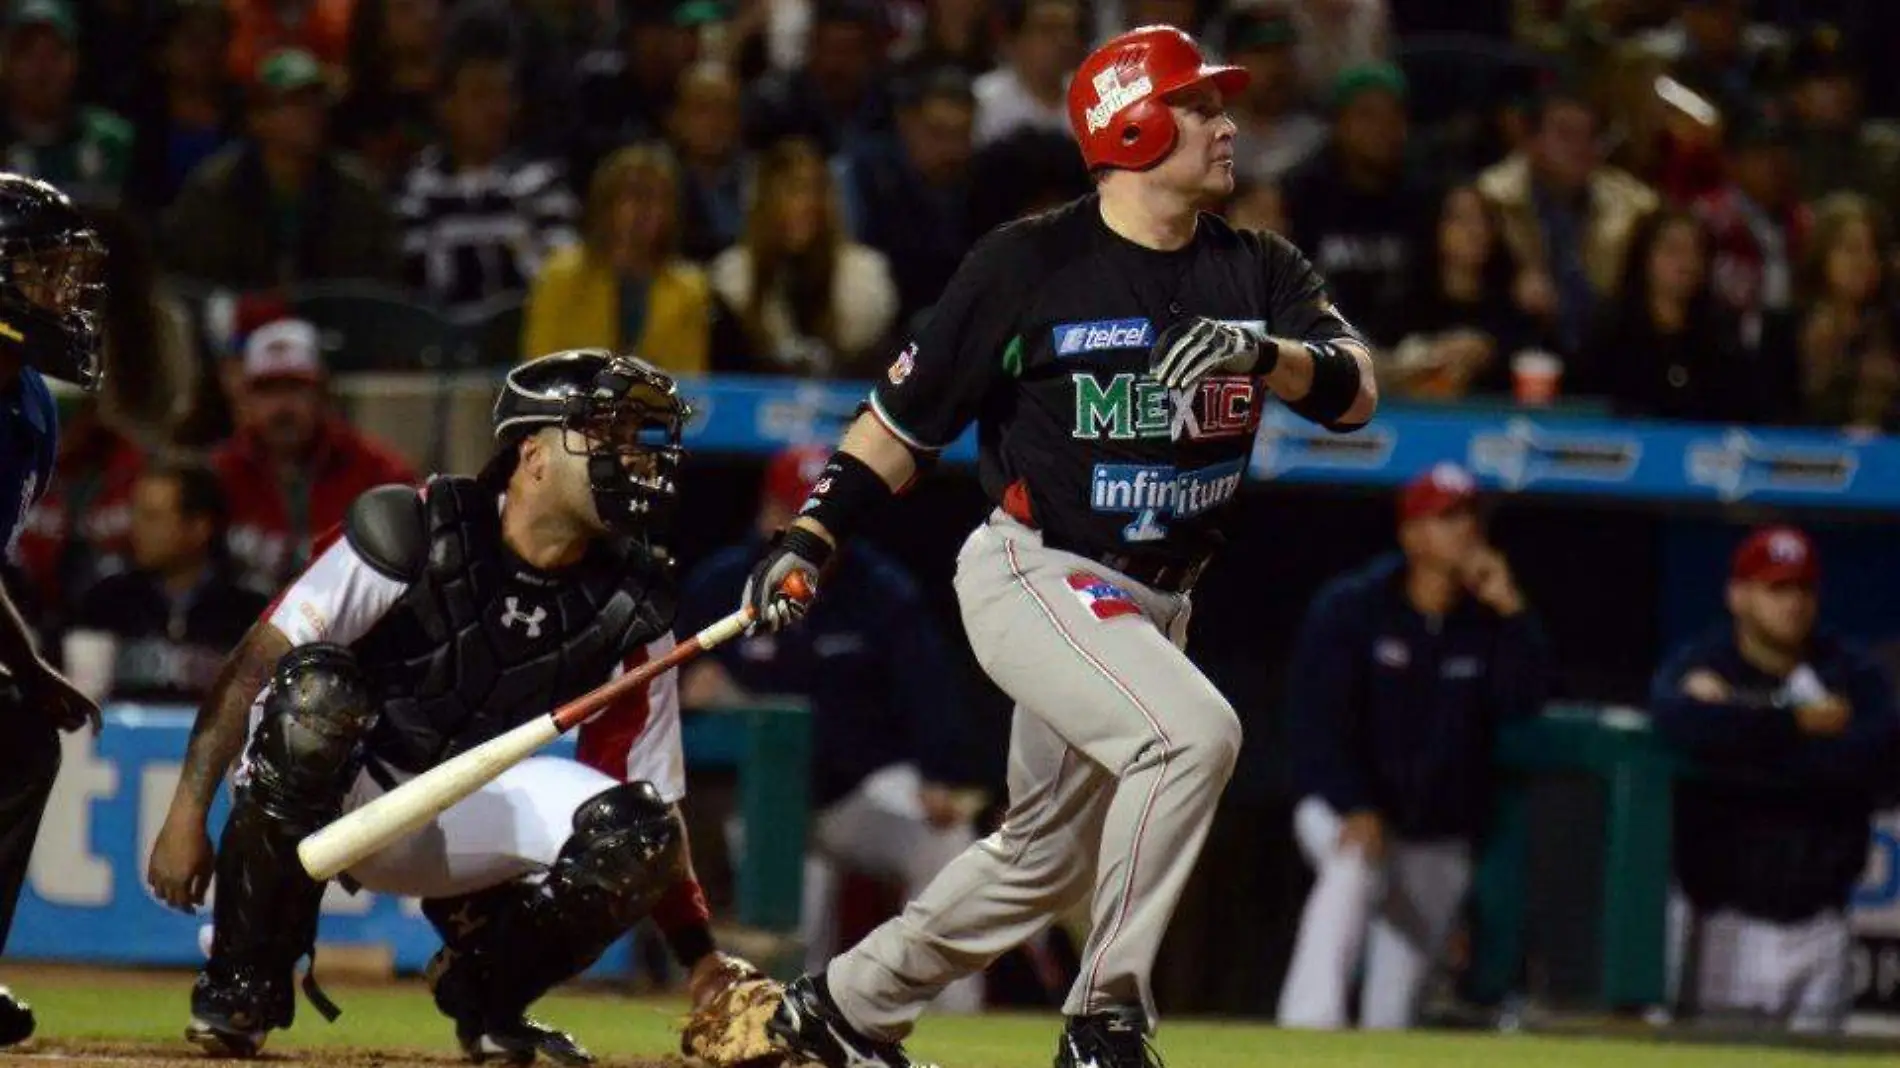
[493,350,690,538]
[0,174,105,390]
[1067,25,1250,172]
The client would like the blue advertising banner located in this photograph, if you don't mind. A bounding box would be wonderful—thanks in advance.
[668,377,1900,512]
[11,709,596,975]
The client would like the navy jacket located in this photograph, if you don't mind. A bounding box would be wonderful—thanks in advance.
[0,367,56,559]
[1286,553,1551,840]
[1650,625,1900,921]
[678,539,976,809]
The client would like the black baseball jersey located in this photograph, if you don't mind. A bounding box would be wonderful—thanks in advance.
[869,193,1361,565]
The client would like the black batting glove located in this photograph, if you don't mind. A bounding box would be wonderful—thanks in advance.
[1149,316,1277,391]
[742,526,831,633]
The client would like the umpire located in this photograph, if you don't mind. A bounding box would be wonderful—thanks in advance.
[0,175,109,1046]
[1651,526,1900,1033]
[1278,464,1551,1030]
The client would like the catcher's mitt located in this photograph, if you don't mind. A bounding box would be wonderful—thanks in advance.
[680,954,787,1068]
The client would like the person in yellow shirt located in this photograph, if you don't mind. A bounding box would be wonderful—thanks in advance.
[523,143,714,375]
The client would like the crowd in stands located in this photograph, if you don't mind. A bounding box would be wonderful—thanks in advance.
[4,0,1896,444]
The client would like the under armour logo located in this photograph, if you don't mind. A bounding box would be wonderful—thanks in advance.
[501,596,547,638]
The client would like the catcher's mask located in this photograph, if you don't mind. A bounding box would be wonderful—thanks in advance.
[0,174,106,391]
[493,350,691,540]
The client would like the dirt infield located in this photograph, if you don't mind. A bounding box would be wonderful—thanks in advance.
[0,1039,683,1068]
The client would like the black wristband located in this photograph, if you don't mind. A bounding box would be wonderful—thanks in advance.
[798,450,893,547]
[778,522,834,571]
[663,919,717,969]
[1255,336,1281,376]
[1284,339,1362,427]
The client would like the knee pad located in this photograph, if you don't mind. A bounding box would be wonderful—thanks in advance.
[554,780,683,902]
[246,644,377,827]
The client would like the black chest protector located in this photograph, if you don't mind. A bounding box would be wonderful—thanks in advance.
[346,476,676,774]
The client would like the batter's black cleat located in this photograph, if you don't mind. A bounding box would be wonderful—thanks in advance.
[767,973,935,1068]
[451,1015,593,1066]
[0,986,35,1048]
[426,947,592,1065]
[1055,1007,1163,1068]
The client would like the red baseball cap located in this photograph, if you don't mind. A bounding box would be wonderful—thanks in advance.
[1731,525,1819,586]
[1398,463,1479,524]
[762,444,831,514]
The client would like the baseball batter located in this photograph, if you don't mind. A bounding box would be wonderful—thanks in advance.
[743,26,1379,1068]
[146,352,769,1063]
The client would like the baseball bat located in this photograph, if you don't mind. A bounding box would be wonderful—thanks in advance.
[296,572,812,881]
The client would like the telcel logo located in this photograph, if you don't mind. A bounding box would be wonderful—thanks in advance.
[1054,318,1153,356]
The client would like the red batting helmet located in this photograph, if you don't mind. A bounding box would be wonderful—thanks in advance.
[1067,25,1250,172]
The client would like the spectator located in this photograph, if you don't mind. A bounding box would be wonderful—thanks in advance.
[225,0,351,88]
[1278,463,1550,1031]
[896,0,994,76]
[1222,7,1325,187]
[523,144,718,375]
[743,0,896,158]
[1788,192,1899,432]
[503,0,610,159]
[1280,63,1435,346]
[1387,184,1548,400]
[1478,87,1659,356]
[677,444,986,1013]
[711,139,899,376]
[211,315,416,592]
[75,0,161,113]
[123,0,241,222]
[1291,0,1393,105]
[967,125,1090,235]
[1650,526,1899,1034]
[332,0,446,186]
[1692,110,1808,353]
[667,62,752,263]
[60,462,269,706]
[570,1,717,189]
[972,0,1081,147]
[1,0,132,207]
[88,206,198,449]
[1781,24,1900,228]
[1636,0,1781,123]
[838,66,978,332]
[162,47,398,289]
[1576,209,1762,422]
[396,27,577,313]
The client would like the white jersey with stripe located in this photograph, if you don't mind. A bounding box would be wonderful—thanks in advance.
[258,534,686,803]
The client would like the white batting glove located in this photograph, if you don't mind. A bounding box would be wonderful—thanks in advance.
[1150,317,1273,391]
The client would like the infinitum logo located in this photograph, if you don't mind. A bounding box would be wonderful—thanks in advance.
[1088,460,1245,542]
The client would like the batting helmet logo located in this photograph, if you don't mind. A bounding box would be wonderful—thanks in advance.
[1068,25,1250,172]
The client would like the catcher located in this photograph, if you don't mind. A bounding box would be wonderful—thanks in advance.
[146,350,782,1065]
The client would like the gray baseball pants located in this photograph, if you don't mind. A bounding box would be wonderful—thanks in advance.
[827,511,1241,1038]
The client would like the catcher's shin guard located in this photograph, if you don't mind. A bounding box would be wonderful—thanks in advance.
[423,781,681,1063]
[191,645,376,1054]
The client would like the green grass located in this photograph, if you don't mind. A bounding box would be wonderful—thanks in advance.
[9,967,1896,1067]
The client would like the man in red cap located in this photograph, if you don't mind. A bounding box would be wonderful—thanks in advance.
[1650,525,1899,1033]
[744,21,1377,1068]
[1278,463,1550,1030]
[676,444,986,1016]
[210,314,416,593]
